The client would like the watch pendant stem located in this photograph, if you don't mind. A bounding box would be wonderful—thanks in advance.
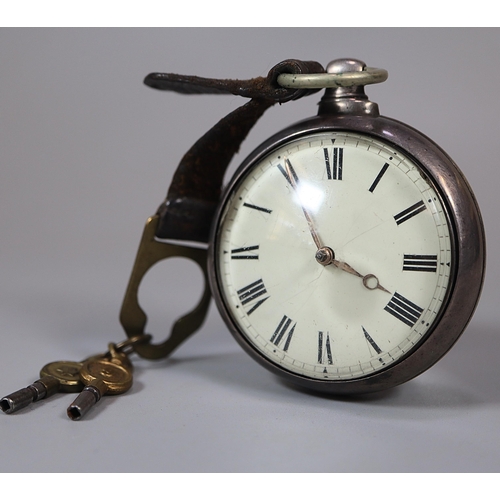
[318,58,381,117]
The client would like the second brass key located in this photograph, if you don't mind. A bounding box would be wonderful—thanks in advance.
[66,353,133,421]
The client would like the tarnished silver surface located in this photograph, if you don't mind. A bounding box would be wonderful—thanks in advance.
[277,59,387,89]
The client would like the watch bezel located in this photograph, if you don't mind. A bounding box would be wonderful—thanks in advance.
[208,113,485,395]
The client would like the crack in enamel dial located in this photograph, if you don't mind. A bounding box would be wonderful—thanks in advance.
[213,130,453,382]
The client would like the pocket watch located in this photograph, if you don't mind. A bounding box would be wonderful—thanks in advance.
[0,58,487,420]
[120,58,485,396]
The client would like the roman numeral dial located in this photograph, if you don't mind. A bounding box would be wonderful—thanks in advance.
[215,130,453,383]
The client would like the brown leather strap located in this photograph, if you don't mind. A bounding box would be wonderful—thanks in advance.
[147,59,325,242]
[145,59,324,102]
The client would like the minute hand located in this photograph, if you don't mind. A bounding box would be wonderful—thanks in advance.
[284,158,322,249]
[283,158,390,294]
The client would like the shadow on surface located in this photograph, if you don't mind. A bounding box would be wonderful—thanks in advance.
[144,320,500,414]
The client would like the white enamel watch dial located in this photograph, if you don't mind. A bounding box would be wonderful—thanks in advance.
[213,131,453,383]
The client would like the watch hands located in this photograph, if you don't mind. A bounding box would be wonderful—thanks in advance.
[316,248,391,294]
[360,273,391,294]
[283,157,391,295]
[333,260,391,294]
[284,158,323,249]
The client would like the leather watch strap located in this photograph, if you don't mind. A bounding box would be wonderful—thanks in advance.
[147,59,325,242]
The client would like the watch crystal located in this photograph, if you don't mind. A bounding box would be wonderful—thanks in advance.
[215,131,453,380]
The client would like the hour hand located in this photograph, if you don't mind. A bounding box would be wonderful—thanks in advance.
[333,259,391,294]
[315,248,390,294]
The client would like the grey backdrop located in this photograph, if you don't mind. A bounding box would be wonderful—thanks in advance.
[0,28,498,472]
